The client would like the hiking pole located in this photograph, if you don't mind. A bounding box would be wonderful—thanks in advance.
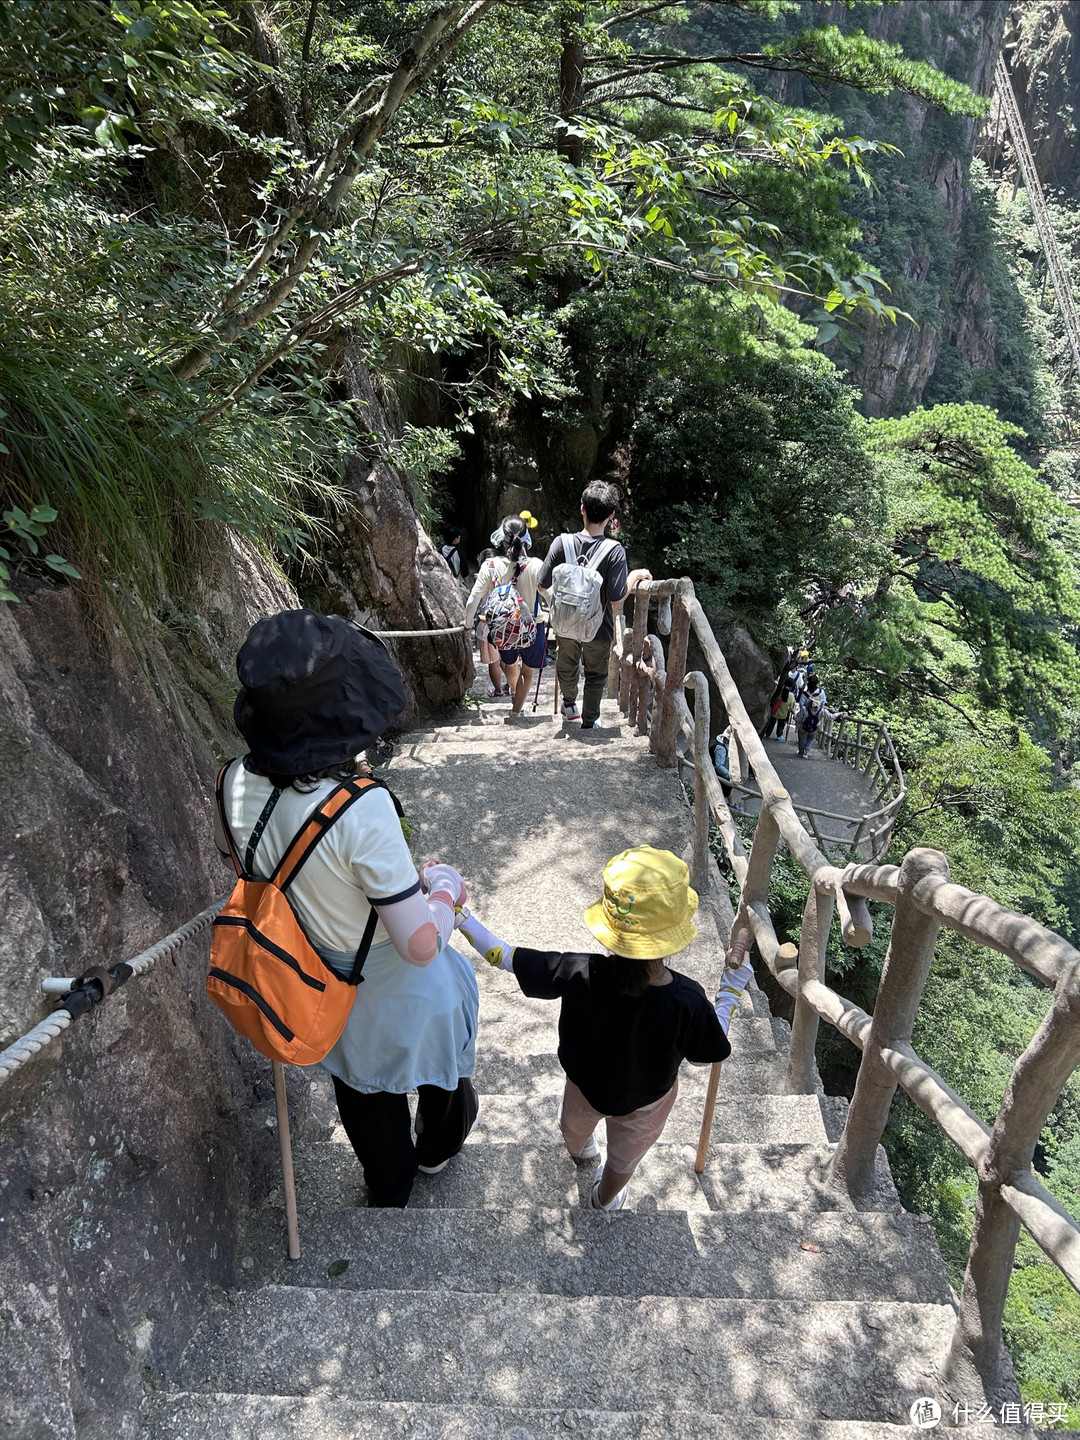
[695,924,750,1175]
[272,1060,301,1260]
[532,620,549,712]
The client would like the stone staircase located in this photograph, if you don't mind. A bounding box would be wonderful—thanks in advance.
[144,679,957,1438]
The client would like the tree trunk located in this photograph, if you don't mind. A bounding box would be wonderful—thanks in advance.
[558,4,585,167]
[303,346,474,726]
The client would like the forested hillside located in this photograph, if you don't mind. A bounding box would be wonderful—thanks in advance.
[1,0,1079,1432]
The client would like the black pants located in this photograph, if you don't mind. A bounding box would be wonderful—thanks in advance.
[332,1075,479,1208]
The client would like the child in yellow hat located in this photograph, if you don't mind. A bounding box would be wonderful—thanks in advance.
[455,846,753,1211]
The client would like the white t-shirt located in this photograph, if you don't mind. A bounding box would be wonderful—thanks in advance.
[216,763,419,955]
[464,555,545,629]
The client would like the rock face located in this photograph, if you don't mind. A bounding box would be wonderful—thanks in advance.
[1008,0,1080,190]
[304,350,474,728]
[0,539,303,1440]
[824,0,1008,416]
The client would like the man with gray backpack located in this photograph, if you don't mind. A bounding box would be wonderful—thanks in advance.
[537,481,650,731]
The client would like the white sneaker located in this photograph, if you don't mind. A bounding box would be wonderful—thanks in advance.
[504,709,527,722]
[572,1133,600,1163]
[561,701,581,720]
[588,1168,627,1211]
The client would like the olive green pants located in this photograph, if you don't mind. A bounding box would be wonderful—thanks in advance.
[555,635,612,726]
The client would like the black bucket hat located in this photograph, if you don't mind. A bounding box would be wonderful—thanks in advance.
[234,609,406,774]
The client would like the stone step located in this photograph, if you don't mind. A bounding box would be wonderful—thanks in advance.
[325,1091,829,1149]
[473,1046,788,1096]
[170,1288,955,1423]
[276,1141,898,1217]
[144,1393,936,1440]
[252,1207,951,1305]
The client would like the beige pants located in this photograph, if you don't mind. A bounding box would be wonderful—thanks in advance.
[558,1077,679,1173]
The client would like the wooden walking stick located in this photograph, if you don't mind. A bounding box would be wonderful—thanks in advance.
[272,1059,301,1260]
[695,924,751,1175]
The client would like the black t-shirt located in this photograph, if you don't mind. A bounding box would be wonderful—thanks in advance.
[536,533,629,643]
[512,948,731,1115]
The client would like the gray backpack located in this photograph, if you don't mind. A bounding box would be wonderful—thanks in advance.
[550,534,618,642]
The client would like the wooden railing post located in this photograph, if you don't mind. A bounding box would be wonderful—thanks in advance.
[787,883,835,1095]
[941,985,1080,1407]
[629,591,651,732]
[655,581,691,767]
[741,786,785,944]
[829,848,950,1199]
[683,671,712,892]
[608,612,624,698]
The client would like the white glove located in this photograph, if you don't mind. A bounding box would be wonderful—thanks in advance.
[714,956,754,1034]
[420,863,465,908]
[455,908,515,971]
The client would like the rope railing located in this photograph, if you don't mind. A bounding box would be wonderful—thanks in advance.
[613,577,1080,1409]
[0,897,227,1087]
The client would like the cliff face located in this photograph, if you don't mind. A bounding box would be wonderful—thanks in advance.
[0,396,470,1437]
[0,538,299,1440]
[1008,0,1080,191]
[827,1,1009,415]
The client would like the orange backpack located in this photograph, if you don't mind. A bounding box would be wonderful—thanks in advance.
[208,764,390,1065]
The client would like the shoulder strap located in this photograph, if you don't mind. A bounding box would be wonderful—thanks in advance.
[215,761,245,878]
[583,538,617,572]
[271,776,384,892]
[562,533,579,567]
[246,787,283,878]
[348,905,380,986]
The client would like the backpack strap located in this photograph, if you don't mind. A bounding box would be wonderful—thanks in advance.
[216,760,249,879]
[562,533,578,567]
[271,775,387,893]
[245,787,284,878]
[582,537,617,572]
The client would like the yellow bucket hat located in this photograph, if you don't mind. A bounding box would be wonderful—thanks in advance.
[583,846,698,959]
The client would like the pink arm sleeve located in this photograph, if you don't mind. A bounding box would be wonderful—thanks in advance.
[373,863,466,967]
[374,888,456,967]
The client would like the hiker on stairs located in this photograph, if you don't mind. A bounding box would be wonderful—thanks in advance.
[464,514,548,720]
[537,481,651,731]
[218,610,480,1209]
[455,846,753,1212]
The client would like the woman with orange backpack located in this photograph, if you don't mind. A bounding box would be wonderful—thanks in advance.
[213,610,479,1208]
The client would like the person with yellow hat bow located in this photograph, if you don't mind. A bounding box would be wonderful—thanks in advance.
[455,846,753,1211]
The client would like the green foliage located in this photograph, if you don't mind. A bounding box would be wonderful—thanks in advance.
[0,0,251,169]
[816,404,1080,729]
[0,504,80,602]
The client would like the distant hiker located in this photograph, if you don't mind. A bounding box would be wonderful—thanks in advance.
[796,673,825,758]
[216,609,479,1208]
[711,728,733,802]
[474,547,509,698]
[455,847,752,1210]
[441,526,471,600]
[464,514,547,719]
[537,480,651,731]
[762,663,799,740]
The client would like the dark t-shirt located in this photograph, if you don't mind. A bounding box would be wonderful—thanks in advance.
[512,948,731,1114]
[536,533,629,644]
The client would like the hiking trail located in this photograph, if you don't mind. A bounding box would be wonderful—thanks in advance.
[145,668,953,1438]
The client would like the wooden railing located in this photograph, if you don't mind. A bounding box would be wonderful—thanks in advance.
[611,577,1080,1408]
[708,709,906,860]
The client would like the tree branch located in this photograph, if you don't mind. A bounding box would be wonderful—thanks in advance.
[172,0,503,382]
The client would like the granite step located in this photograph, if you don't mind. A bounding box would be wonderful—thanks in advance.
[144,1394,938,1440]
[275,1141,898,1217]
[322,1091,829,1149]
[170,1288,955,1423]
[251,1206,952,1304]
